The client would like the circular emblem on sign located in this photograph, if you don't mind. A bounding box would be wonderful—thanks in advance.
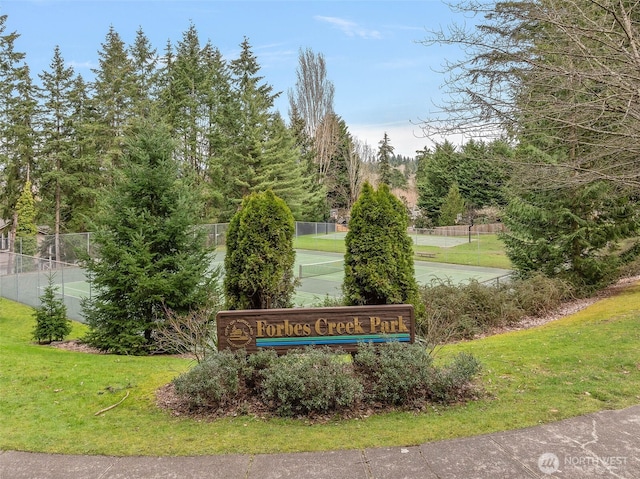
[225,319,253,348]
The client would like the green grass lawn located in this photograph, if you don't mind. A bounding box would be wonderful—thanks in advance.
[1,281,639,456]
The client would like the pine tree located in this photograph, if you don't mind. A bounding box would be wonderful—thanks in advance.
[91,26,135,171]
[439,182,465,226]
[416,142,456,223]
[160,23,209,176]
[343,183,418,306]
[15,179,37,256]
[502,147,639,290]
[377,132,393,186]
[37,46,76,259]
[129,27,159,117]
[288,102,328,221]
[224,190,296,310]
[32,273,71,344]
[253,114,322,220]
[216,38,318,221]
[216,37,277,219]
[63,75,102,233]
[0,17,38,251]
[324,114,353,212]
[83,119,217,354]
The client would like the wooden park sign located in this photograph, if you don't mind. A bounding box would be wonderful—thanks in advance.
[216,304,414,354]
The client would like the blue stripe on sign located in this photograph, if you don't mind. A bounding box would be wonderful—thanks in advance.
[256,334,410,348]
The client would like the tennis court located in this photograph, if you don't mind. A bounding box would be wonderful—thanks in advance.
[29,249,512,310]
[292,250,511,306]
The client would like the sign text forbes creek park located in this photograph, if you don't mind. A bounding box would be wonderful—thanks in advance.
[216,304,415,354]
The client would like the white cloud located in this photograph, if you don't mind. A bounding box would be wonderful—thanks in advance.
[315,16,382,40]
[348,121,429,158]
[348,120,468,158]
[67,60,97,71]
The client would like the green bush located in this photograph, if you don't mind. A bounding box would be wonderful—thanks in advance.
[418,274,574,343]
[245,349,278,390]
[172,344,482,417]
[173,350,248,410]
[354,341,435,406]
[260,348,363,417]
[429,352,482,403]
[510,273,574,316]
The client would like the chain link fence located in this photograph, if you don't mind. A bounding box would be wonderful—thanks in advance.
[0,223,338,321]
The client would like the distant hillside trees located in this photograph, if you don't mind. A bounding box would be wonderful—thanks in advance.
[417,140,509,226]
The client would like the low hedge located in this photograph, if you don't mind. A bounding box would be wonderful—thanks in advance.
[173,343,481,418]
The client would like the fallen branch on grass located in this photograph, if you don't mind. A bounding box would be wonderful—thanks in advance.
[94,390,130,416]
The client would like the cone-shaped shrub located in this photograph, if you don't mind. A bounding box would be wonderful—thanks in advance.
[343,182,418,306]
[224,190,296,309]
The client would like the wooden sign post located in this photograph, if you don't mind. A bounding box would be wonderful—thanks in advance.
[216,304,414,354]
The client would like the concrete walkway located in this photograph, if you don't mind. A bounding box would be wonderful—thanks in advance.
[1,405,638,479]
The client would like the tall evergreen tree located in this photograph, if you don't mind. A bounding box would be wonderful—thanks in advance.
[323,114,353,212]
[253,113,322,220]
[15,179,37,256]
[288,102,328,220]
[83,119,217,354]
[37,46,76,259]
[416,141,457,223]
[439,182,465,226]
[219,37,278,218]
[377,132,393,186]
[91,26,135,171]
[417,140,508,223]
[129,27,158,117]
[216,38,316,220]
[64,75,102,233]
[0,16,37,251]
[160,23,208,176]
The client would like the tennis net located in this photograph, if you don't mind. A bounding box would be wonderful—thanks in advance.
[298,259,344,279]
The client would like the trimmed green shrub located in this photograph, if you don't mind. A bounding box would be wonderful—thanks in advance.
[260,348,363,416]
[171,345,482,417]
[245,349,278,390]
[354,341,435,406]
[429,352,482,403]
[343,182,419,307]
[173,350,248,410]
[224,190,296,310]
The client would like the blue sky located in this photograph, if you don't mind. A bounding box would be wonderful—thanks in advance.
[2,0,461,158]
